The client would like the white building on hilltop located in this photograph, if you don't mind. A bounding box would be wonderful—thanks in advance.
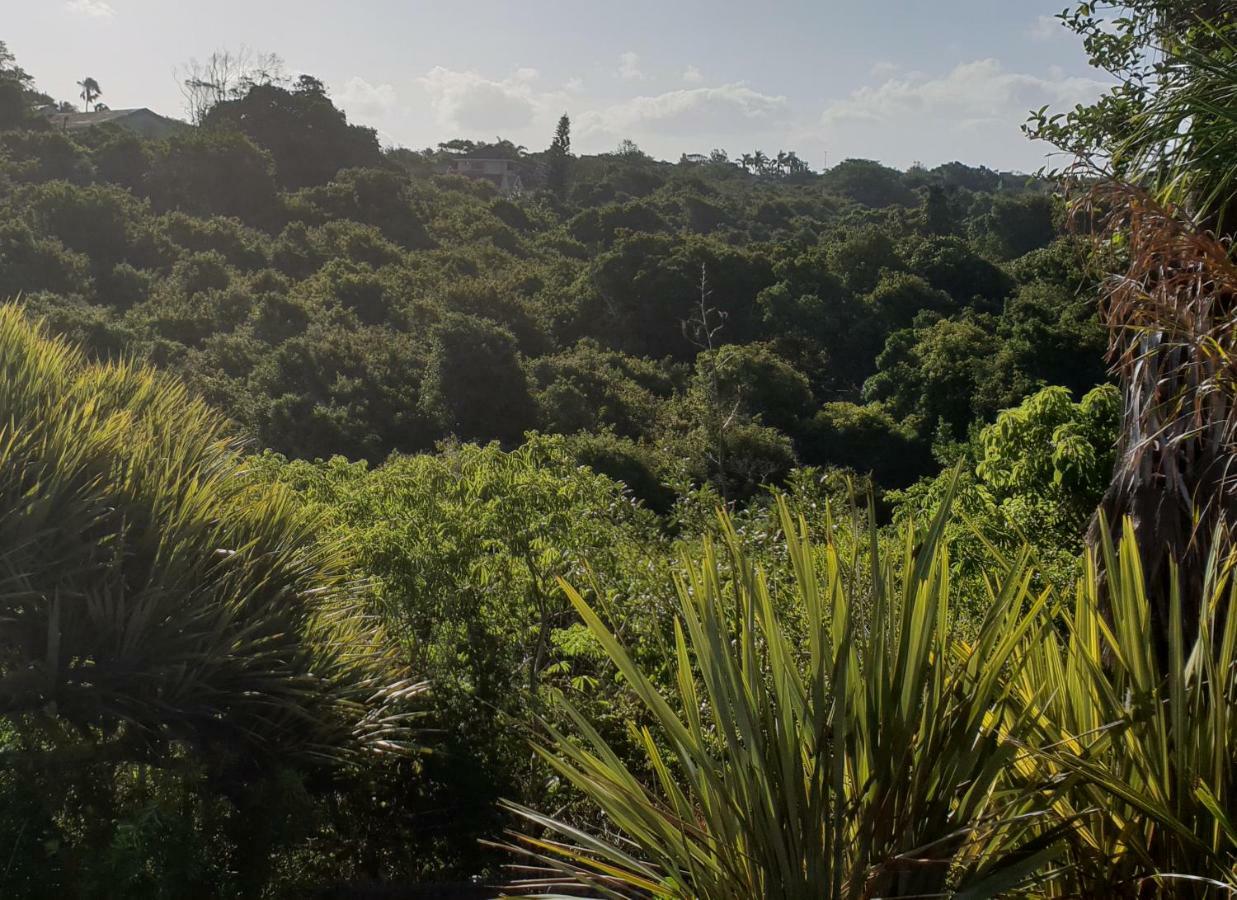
[442,158,523,194]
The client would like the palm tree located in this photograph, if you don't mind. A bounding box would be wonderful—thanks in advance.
[77,76,101,111]
[752,149,768,175]
[1077,22,1237,646]
[739,152,754,173]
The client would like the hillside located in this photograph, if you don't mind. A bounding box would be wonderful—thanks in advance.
[8,12,1236,895]
[0,55,1103,507]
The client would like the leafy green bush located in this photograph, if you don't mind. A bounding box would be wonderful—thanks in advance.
[1010,522,1237,897]
[0,303,414,762]
[0,303,424,897]
[504,493,1060,898]
[506,498,1237,898]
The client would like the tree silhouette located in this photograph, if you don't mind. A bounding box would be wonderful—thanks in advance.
[77,76,101,112]
[547,112,572,197]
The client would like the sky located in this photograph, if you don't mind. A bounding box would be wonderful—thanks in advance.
[5,0,1111,172]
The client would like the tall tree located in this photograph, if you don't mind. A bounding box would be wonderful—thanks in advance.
[546,112,571,197]
[201,79,381,189]
[76,76,100,112]
[1035,2,1237,646]
[0,41,33,86]
[0,40,37,127]
[177,48,285,124]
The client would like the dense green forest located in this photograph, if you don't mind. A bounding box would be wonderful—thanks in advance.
[2,0,1237,895]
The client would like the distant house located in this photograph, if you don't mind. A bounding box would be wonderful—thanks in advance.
[442,157,523,194]
[43,107,187,141]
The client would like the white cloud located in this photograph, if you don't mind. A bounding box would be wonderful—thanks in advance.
[817,58,1109,169]
[617,51,645,81]
[579,83,789,139]
[565,77,585,94]
[336,76,399,119]
[1030,15,1064,41]
[823,58,1104,128]
[419,66,543,132]
[683,65,703,84]
[65,0,115,18]
[869,61,899,79]
[514,67,540,82]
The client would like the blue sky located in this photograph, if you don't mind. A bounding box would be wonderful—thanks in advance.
[7,0,1109,171]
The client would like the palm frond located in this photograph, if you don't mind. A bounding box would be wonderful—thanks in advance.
[0,303,421,767]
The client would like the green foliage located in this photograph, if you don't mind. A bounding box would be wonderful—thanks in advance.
[820,157,919,208]
[257,437,669,871]
[864,314,1004,437]
[1011,522,1237,896]
[708,341,814,436]
[974,191,1059,260]
[1026,2,1236,184]
[505,494,1061,898]
[892,384,1120,598]
[532,339,678,439]
[546,113,572,198]
[0,130,94,183]
[0,303,412,762]
[420,312,540,444]
[0,58,1078,498]
[907,235,1014,310]
[145,129,279,223]
[0,304,424,898]
[0,220,92,296]
[507,498,1237,898]
[802,400,932,487]
[202,80,383,190]
[0,35,1149,893]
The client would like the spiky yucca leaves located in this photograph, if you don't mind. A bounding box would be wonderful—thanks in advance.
[0,304,420,766]
[1077,185,1237,645]
[1011,518,1237,897]
[500,494,1063,899]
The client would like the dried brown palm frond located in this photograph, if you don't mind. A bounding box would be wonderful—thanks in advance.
[1076,181,1237,643]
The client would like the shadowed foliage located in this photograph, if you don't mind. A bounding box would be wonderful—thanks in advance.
[0,302,420,768]
[500,492,1067,899]
[1010,517,1237,898]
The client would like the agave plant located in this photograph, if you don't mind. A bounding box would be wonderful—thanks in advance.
[500,492,1065,899]
[0,304,421,767]
[1010,517,1237,897]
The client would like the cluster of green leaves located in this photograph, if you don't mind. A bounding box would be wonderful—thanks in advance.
[0,35,1140,896]
[253,438,672,873]
[0,305,421,897]
[507,499,1237,899]
[0,43,1104,508]
[892,383,1121,605]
